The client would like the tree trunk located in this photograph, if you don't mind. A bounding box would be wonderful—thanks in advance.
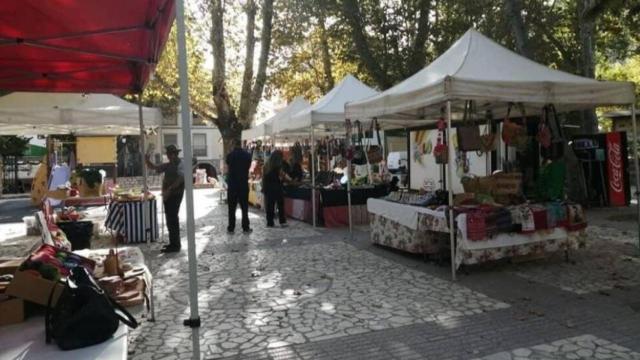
[341,0,391,89]
[317,8,334,93]
[504,0,533,59]
[406,0,432,76]
[578,0,599,134]
[248,0,274,122]
[238,0,257,123]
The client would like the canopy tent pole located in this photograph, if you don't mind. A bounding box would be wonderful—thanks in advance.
[631,103,640,254]
[175,0,201,357]
[137,94,155,322]
[446,101,456,281]
[311,127,317,227]
[346,119,353,238]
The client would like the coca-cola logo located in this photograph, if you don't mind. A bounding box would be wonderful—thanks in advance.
[608,142,623,193]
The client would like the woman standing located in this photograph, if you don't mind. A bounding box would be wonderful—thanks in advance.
[262,149,290,227]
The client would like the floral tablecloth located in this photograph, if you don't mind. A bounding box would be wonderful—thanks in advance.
[370,214,447,255]
[368,198,588,267]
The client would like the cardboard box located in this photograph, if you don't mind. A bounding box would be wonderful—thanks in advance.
[6,270,64,307]
[0,297,24,326]
[0,258,24,276]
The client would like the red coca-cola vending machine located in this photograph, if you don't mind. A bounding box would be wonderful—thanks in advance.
[572,131,631,207]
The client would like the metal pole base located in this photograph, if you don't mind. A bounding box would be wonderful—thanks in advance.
[183,317,201,328]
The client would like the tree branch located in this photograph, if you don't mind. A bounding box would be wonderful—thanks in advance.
[341,0,390,88]
[504,0,533,59]
[406,0,431,75]
[154,73,218,125]
[248,0,274,122]
[317,6,334,93]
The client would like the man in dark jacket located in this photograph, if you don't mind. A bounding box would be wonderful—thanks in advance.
[145,145,185,253]
[225,139,252,233]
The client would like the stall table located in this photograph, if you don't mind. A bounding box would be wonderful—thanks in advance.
[105,199,158,244]
[367,198,587,268]
[320,185,389,227]
[0,318,128,360]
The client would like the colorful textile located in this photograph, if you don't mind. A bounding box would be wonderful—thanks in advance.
[370,214,446,255]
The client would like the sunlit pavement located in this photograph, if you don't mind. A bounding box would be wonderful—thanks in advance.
[2,191,640,359]
[120,189,640,359]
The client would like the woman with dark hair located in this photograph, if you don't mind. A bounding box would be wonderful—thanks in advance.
[262,149,290,227]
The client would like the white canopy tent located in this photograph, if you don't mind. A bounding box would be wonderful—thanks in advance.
[345,29,638,279]
[0,92,162,135]
[276,75,378,134]
[242,96,310,141]
[273,75,378,228]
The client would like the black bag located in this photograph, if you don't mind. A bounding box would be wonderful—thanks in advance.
[457,100,482,152]
[46,266,138,350]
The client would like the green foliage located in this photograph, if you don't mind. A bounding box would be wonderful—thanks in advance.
[0,136,31,157]
[138,22,214,123]
[597,54,640,103]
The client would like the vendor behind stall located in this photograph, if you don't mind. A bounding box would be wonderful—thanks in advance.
[262,149,291,227]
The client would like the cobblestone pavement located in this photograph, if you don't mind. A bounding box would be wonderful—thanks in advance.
[2,192,640,359]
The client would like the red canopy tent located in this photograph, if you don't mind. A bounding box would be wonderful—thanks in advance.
[0,0,175,94]
[0,2,204,356]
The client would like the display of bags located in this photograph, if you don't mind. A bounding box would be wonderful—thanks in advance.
[46,266,138,350]
[366,118,384,163]
[541,104,565,160]
[457,101,482,151]
[479,109,497,153]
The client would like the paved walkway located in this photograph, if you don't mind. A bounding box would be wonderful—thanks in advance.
[2,192,639,359]
[121,189,640,360]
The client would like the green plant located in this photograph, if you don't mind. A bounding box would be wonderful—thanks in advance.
[77,168,102,189]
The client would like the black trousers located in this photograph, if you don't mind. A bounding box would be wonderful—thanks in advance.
[164,191,183,248]
[265,192,286,226]
[228,188,250,231]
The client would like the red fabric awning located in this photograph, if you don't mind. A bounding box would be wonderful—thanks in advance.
[0,0,175,95]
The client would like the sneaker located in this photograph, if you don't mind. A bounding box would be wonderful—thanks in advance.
[227,228,234,234]
[280,223,288,228]
[266,224,275,228]
[242,228,253,233]
[161,246,180,253]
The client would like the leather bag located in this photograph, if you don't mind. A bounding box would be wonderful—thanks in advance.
[46,266,138,350]
[457,101,482,152]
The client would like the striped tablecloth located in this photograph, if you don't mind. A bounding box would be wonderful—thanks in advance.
[105,199,158,244]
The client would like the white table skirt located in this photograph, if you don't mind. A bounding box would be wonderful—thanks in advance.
[0,317,127,360]
[366,198,447,231]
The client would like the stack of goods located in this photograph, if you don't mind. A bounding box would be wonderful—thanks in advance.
[17,244,96,281]
[85,249,147,308]
[384,190,449,207]
[113,186,155,202]
[461,201,586,242]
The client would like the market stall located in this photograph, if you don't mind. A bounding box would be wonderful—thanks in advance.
[0,1,199,356]
[346,29,637,279]
[271,75,385,227]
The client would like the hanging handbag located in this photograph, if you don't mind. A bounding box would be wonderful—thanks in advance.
[502,103,528,150]
[479,109,497,153]
[366,118,384,163]
[541,104,565,160]
[457,100,482,151]
[46,266,138,350]
[433,130,448,164]
[537,107,552,148]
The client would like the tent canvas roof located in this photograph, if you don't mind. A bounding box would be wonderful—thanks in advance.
[0,92,162,135]
[275,75,378,134]
[242,96,310,140]
[345,29,635,125]
[0,1,174,95]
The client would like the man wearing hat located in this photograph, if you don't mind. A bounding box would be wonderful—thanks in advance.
[145,144,185,253]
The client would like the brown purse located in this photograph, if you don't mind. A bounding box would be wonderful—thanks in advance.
[457,100,482,152]
[479,109,496,153]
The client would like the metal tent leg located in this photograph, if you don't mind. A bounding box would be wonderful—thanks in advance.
[630,104,640,254]
[446,101,456,281]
